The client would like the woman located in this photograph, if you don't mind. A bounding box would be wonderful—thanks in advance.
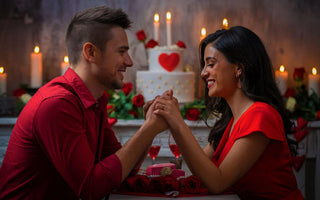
[152,26,304,199]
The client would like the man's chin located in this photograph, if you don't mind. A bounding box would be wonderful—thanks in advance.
[111,80,124,89]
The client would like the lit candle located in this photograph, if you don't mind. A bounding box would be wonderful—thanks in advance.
[61,56,69,75]
[200,27,207,41]
[0,66,7,95]
[154,13,160,43]
[30,46,43,88]
[275,65,288,95]
[222,18,229,29]
[166,12,172,46]
[308,67,320,97]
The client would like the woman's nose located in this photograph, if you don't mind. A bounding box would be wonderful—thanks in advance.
[201,66,208,78]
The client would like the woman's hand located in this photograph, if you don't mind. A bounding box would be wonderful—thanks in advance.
[143,91,174,134]
[153,91,184,131]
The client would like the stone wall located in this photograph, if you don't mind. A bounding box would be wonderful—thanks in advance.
[1,0,320,97]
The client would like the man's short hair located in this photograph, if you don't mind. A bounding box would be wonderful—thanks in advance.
[65,6,132,65]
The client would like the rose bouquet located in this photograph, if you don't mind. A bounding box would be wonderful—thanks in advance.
[180,99,207,121]
[284,67,320,121]
[117,174,208,197]
[106,83,145,125]
[13,87,33,113]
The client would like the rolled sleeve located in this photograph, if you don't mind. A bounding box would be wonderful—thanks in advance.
[100,154,122,188]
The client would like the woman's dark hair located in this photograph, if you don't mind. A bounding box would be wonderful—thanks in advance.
[66,6,132,65]
[199,26,296,155]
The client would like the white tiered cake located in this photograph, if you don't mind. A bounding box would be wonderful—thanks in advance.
[136,45,195,103]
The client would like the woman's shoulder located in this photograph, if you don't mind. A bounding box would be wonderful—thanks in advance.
[247,102,281,119]
[236,102,285,141]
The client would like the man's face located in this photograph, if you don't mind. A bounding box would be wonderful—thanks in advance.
[94,26,133,89]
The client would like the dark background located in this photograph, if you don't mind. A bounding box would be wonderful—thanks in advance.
[1,0,320,97]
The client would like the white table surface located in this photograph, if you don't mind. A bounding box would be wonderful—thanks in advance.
[109,193,240,200]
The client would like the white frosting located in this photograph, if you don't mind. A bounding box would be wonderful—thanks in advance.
[136,71,195,103]
[137,45,195,103]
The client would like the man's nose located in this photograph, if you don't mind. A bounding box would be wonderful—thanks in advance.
[125,53,133,67]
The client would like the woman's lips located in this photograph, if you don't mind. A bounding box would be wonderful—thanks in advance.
[207,80,215,89]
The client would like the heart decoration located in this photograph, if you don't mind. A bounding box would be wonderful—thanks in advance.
[297,117,308,129]
[295,130,309,143]
[292,155,306,172]
[158,53,180,72]
[108,118,117,126]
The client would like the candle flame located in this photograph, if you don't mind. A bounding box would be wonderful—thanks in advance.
[166,12,171,20]
[34,46,40,54]
[64,56,69,63]
[0,67,3,74]
[201,28,207,37]
[312,67,317,75]
[154,13,159,22]
[222,18,228,29]
[279,65,285,72]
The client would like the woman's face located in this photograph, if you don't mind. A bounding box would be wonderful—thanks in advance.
[201,44,239,99]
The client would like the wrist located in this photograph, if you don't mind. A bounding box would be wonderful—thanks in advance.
[140,120,160,137]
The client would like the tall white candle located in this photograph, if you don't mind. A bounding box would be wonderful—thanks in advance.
[166,12,172,46]
[200,27,207,41]
[154,13,160,43]
[308,67,320,97]
[61,56,69,75]
[275,65,288,95]
[30,46,43,88]
[0,66,7,95]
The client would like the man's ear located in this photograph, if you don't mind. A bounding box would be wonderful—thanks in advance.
[83,42,98,63]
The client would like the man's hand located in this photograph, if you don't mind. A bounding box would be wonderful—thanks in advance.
[143,90,174,133]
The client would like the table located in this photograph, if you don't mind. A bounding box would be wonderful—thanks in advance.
[109,194,240,200]
[1,118,320,199]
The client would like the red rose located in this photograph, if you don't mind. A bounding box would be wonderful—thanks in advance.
[284,88,295,98]
[183,175,201,193]
[148,176,165,193]
[186,108,201,121]
[122,82,133,95]
[104,91,110,99]
[107,105,114,112]
[180,175,208,194]
[145,39,159,48]
[129,110,138,118]
[293,67,305,81]
[136,30,147,41]
[133,94,145,107]
[176,40,186,48]
[13,88,26,98]
[133,175,150,192]
[162,175,180,192]
[119,177,134,192]
[107,118,117,126]
[316,111,320,120]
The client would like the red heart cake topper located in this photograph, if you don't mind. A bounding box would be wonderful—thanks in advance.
[158,53,180,72]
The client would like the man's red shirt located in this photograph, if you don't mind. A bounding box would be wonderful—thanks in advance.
[0,68,122,199]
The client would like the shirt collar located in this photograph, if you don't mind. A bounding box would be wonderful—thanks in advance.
[63,68,108,109]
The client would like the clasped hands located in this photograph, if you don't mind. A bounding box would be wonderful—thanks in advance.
[143,90,183,134]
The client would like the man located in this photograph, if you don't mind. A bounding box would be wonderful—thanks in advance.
[0,6,166,199]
